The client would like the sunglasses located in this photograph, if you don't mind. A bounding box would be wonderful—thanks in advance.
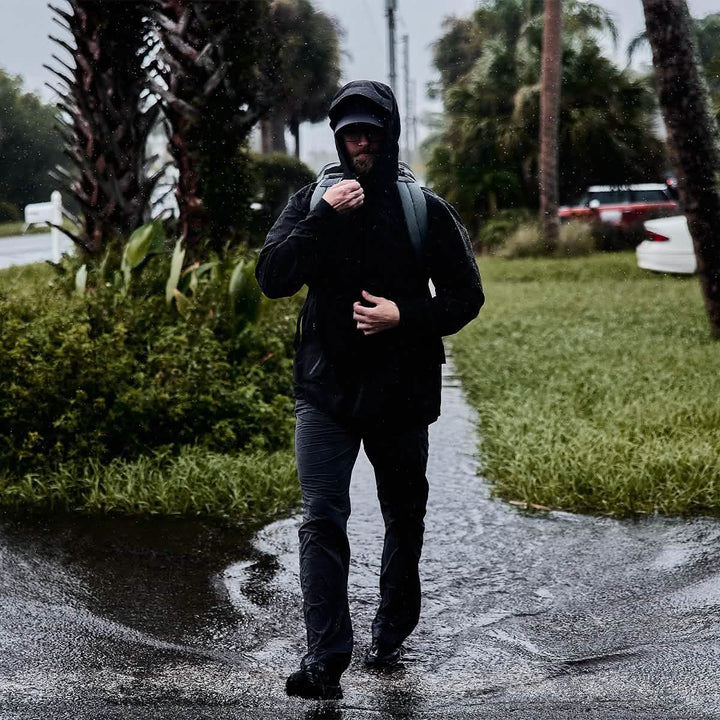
[343,127,384,143]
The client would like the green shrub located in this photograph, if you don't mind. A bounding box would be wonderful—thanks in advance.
[496,222,543,258]
[0,201,21,222]
[0,261,56,295]
[557,220,595,257]
[248,152,315,246]
[475,209,533,253]
[0,233,298,478]
[497,220,595,258]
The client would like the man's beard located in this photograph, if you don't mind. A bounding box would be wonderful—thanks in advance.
[352,153,376,175]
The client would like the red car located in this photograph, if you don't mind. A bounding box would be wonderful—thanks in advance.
[559,184,678,227]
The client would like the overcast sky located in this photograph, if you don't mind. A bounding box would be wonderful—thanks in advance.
[1,0,717,161]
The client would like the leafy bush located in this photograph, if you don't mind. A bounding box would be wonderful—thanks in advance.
[557,221,595,257]
[498,220,595,259]
[0,201,21,222]
[496,223,544,258]
[248,152,315,246]
[201,143,256,251]
[475,209,532,253]
[0,226,298,479]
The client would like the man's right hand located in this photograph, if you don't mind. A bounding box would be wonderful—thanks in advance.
[322,179,364,213]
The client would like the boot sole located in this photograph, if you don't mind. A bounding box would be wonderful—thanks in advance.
[286,682,343,700]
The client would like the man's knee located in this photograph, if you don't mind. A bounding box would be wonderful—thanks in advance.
[299,513,351,563]
[301,495,351,530]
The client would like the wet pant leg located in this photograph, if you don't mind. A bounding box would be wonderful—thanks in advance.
[363,426,429,650]
[294,400,361,676]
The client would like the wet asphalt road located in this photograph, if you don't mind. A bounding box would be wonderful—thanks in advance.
[0,234,74,269]
[2,365,720,718]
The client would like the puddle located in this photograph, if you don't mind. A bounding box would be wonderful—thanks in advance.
[2,363,720,718]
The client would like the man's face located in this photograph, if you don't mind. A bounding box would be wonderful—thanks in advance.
[341,124,385,176]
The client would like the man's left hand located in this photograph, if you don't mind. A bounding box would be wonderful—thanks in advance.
[353,291,400,335]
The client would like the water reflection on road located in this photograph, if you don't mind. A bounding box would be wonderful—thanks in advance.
[2,363,720,718]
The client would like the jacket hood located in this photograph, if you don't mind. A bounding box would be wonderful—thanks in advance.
[328,80,400,185]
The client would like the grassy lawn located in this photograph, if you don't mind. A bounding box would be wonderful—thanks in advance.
[0,448,299,524]
[451,252,720,517]
[0,221,53,238]
[0,219,81,238]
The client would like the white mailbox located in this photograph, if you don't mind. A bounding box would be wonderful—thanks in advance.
[23,191,64,262]
[24,202,56,225]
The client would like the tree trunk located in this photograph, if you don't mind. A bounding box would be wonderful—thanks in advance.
[153,0,270,261]
[538,0,562,252]
[487,190,498,217]
[290,117,300,159]
[168,116,204,255]
[260,114,287,154]
[642,0,720,337]
[48,0,158,257]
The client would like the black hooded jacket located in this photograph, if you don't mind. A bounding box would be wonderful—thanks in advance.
[256,80,484,429]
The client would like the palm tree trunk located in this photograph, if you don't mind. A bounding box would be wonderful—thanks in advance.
[290,118,300,159]
[642,0,720,337]
[48,0,158,257]
[153,0,270,260]
[538,0,562,252]
[260,114,287,154]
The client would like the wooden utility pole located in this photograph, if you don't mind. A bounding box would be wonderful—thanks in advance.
[386,0,397,92]
[402,33,410,162]
[539,0,562,251]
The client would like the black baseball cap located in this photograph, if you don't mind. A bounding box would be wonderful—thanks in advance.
[331,98,386,133]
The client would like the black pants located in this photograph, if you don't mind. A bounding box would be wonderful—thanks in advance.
[294,400,429,676]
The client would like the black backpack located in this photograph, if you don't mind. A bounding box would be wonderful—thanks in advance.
[309,160,428,264]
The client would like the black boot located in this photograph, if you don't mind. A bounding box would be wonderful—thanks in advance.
[285,661,343,700]
[364,640,405,669]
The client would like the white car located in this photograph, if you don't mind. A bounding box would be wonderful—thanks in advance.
[636,215,697,274]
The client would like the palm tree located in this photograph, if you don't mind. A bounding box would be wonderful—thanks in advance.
[151,0,270,259]
[641,0,720,337]
[47,0,161,256]
[628,12,720,117]
[261,0,342,158]
[694,13,720,114]
[539,0,562,251]
[427,0,662,238]
[509,40,665,203]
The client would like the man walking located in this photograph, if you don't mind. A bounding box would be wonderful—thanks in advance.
[256,80,484,700]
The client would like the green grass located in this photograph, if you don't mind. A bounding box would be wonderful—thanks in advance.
[0,447,299,525]
[452,252,720,517]
[0,218,82,238]
[0,221,55,238]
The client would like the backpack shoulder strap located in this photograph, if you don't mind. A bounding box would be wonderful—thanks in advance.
[309,161,428,268]
[396,162,428,266]
[310,162,344,211]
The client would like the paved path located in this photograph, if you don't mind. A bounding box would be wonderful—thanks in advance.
[2,364,720,718]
